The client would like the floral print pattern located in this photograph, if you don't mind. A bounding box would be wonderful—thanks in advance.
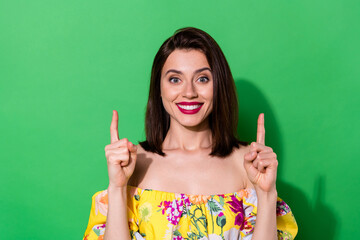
[94,190,108,216]
[277,230,294,240]
[277,200,291,216]
[227,195,245,228]
[83,187,298,240]
[158,193,191,225]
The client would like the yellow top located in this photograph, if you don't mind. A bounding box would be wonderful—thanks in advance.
[83,186,298,240]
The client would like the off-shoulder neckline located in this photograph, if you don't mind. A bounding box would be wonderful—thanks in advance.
[127,185,255,198]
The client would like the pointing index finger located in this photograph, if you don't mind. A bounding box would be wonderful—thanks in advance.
[110,110,119,143]
[256,113,265,145]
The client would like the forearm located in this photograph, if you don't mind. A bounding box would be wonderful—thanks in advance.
[103,186,132,240]
[251,189,278,240]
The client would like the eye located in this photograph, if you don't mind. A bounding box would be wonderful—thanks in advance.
[198,76,209,83]
[169,77,181,84]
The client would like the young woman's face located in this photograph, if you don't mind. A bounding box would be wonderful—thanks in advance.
[160,49,213,128]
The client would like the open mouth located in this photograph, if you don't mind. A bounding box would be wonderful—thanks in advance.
[175,102,204,114]
[176,104,202,110]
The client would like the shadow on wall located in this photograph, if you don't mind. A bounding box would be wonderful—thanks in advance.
[235,79,338,240]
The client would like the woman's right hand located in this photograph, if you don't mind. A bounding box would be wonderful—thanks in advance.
[104,110,137,189]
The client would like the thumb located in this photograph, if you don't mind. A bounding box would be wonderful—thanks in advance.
[128,142,138,162]
[244,151,256,162]
[244,151,257,170]
[120,142,137,167]
[128,141,137,153]
[243,151,258,180]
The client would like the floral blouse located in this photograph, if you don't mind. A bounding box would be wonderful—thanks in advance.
[83,186,298,240]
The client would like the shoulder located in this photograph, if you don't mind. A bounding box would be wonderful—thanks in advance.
[128,143,154,187]
[231,144,254,189]
[231,143,250,163]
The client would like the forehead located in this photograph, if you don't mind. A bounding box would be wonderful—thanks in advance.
[161,49,210,75]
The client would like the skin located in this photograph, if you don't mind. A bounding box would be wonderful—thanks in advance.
[104,49,278,239]
[160,49,213,151]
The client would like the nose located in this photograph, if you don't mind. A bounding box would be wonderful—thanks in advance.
[182,81,198,98]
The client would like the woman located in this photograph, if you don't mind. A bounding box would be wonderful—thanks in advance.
[83,27,298,240]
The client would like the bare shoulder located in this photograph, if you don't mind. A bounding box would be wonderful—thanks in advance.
[231,143,254,188]
[231,143,250,163]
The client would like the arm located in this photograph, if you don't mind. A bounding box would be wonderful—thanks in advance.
[243,113,278,240]
[104,186,132,240]
[103,110,138,240]
[251,189,278,240]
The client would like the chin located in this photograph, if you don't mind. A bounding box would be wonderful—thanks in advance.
[183,123,201,128]
[178,118,207,128]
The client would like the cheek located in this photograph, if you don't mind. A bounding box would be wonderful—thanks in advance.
[160,88,178,115]
[198,85,213,100]
[161,84,179,101]
[201,86,213,112]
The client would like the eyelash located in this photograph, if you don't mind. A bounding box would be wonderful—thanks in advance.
[169,77,209,83]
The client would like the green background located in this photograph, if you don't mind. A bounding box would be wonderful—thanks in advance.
[1,0,359,239]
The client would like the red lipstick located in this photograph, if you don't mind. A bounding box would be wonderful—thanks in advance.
[176,102,204,114]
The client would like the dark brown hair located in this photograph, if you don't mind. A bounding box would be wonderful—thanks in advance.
[139,27,248,157]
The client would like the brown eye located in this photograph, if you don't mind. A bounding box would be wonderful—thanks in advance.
[198,77,209,83]
[169,77,180,83]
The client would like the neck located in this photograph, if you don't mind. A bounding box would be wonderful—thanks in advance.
[162,118,212,151]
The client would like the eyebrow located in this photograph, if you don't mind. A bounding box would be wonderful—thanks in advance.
[164,67,212,76]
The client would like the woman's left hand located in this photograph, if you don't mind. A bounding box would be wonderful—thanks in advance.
[243,113,278,193]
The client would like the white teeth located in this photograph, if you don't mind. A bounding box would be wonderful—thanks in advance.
[177,104,201,110]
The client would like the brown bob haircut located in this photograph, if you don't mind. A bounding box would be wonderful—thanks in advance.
[139,27,247,157]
